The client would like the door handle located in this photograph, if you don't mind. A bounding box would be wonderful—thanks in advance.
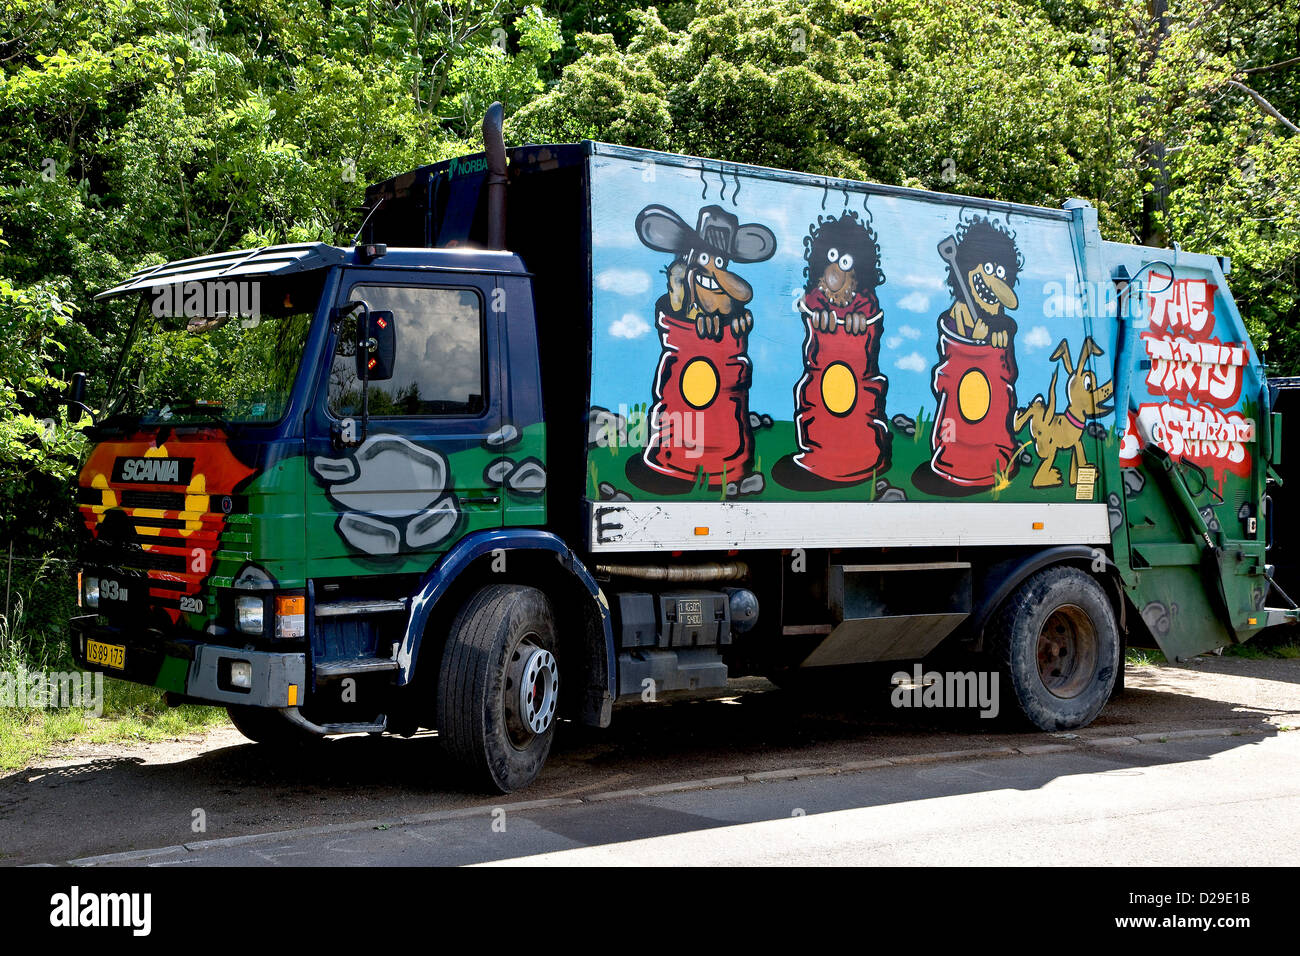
[462,495,500,506]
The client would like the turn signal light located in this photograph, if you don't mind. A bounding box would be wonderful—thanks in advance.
[275,595,306,639]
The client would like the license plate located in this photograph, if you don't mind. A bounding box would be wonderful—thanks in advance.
[86,640,126,670]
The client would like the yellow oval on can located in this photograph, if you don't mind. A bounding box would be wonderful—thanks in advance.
[958,369,991,423]
[821,362,857,415]
[681,358,719,409]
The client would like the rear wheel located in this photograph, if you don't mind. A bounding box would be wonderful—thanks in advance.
[988,566,1119,730]
[436,584,560,793]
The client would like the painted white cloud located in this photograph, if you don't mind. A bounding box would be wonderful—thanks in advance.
[1022,325,1052,350]
[887,325,924,350]
[895,351,928,373]
[596,268,652,296]
[759,205,811,263]
[897,272,947,291]
[897,292,930,314]
[610,313,652,339]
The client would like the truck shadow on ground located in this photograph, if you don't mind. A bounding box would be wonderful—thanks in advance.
[547,674,1288,770]
[1,665,1294,864]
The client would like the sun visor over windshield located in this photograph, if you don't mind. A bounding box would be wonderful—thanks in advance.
[94,242,350,300]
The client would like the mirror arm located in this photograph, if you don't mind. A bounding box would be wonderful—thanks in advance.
[332,299,371,446]
[357,302,371,445]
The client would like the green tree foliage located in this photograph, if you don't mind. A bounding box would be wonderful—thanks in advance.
[514,0,1299,362]
[0,0,562,532]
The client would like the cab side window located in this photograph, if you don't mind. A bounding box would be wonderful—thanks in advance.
[328,285,486,418]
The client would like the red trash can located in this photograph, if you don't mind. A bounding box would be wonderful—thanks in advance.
[792,292,890,483]
[929,322,1018,489]
[642,309,753,488]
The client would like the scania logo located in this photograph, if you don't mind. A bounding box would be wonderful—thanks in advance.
[111,456,195,485]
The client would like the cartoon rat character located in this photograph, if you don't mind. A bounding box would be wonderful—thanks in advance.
[626,204,777,494]
[917,216,1024,494]
[939,217,1021,348]
[774,211,890,490]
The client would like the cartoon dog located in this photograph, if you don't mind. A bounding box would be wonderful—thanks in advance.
[1014,338,1115,488]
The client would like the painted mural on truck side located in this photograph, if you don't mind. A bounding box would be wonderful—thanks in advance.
[584,155,1126,507]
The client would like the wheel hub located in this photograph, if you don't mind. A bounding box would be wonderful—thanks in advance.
[506,644,558,743]
[1036,604,1099,700]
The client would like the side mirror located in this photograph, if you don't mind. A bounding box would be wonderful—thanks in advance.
[356,310,396,382]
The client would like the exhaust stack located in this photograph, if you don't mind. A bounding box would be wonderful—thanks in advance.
[483,102,507,250]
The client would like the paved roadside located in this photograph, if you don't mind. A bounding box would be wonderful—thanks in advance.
[1,657,1296,866]
[75,732,1300,866]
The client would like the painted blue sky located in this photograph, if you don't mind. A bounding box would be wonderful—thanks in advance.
[588,153,1110,425]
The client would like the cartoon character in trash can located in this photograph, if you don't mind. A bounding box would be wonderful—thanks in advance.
[917,216,1024,494]
[625,203,777,495]
[774,210,890,490]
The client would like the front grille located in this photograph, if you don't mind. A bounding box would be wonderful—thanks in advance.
[92,545,188,573]
[120,489,187,509]
[128,516,190,530]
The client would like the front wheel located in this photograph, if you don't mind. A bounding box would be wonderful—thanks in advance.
[436,584,560,793]
[226,705,322,747]
[988,566,1120,731]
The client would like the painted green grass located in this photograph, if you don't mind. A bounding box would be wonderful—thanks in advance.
[589,416,1081,503]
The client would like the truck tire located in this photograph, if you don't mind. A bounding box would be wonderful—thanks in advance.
[988,566,1119,731]
[226,705,321,747]
[436,584,560,793]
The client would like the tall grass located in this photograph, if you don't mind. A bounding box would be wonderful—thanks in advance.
[0,561,227,773]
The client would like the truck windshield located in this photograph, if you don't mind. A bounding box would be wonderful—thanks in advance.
[100,275,322,428]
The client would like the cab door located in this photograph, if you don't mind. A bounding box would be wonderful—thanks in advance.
[305,270,505,578]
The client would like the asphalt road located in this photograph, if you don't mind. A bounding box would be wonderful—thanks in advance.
[2,656,1298,866]
[78,732,1300,866]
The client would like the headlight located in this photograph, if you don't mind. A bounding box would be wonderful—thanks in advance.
[228,660,253,689]
[82,575,100,609]
[235,596,265,635]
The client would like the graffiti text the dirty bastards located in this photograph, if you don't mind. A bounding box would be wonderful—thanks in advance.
[1122,272,1256,480]
[1141,273,1247,407]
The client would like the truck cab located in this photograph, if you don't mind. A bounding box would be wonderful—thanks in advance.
[74,240,612,785]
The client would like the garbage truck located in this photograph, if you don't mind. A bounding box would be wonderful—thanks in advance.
[68,104,1292,791]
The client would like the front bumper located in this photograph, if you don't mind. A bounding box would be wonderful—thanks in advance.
[70,615,306,709]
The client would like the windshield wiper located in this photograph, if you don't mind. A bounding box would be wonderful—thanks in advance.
[100,297,149,423]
